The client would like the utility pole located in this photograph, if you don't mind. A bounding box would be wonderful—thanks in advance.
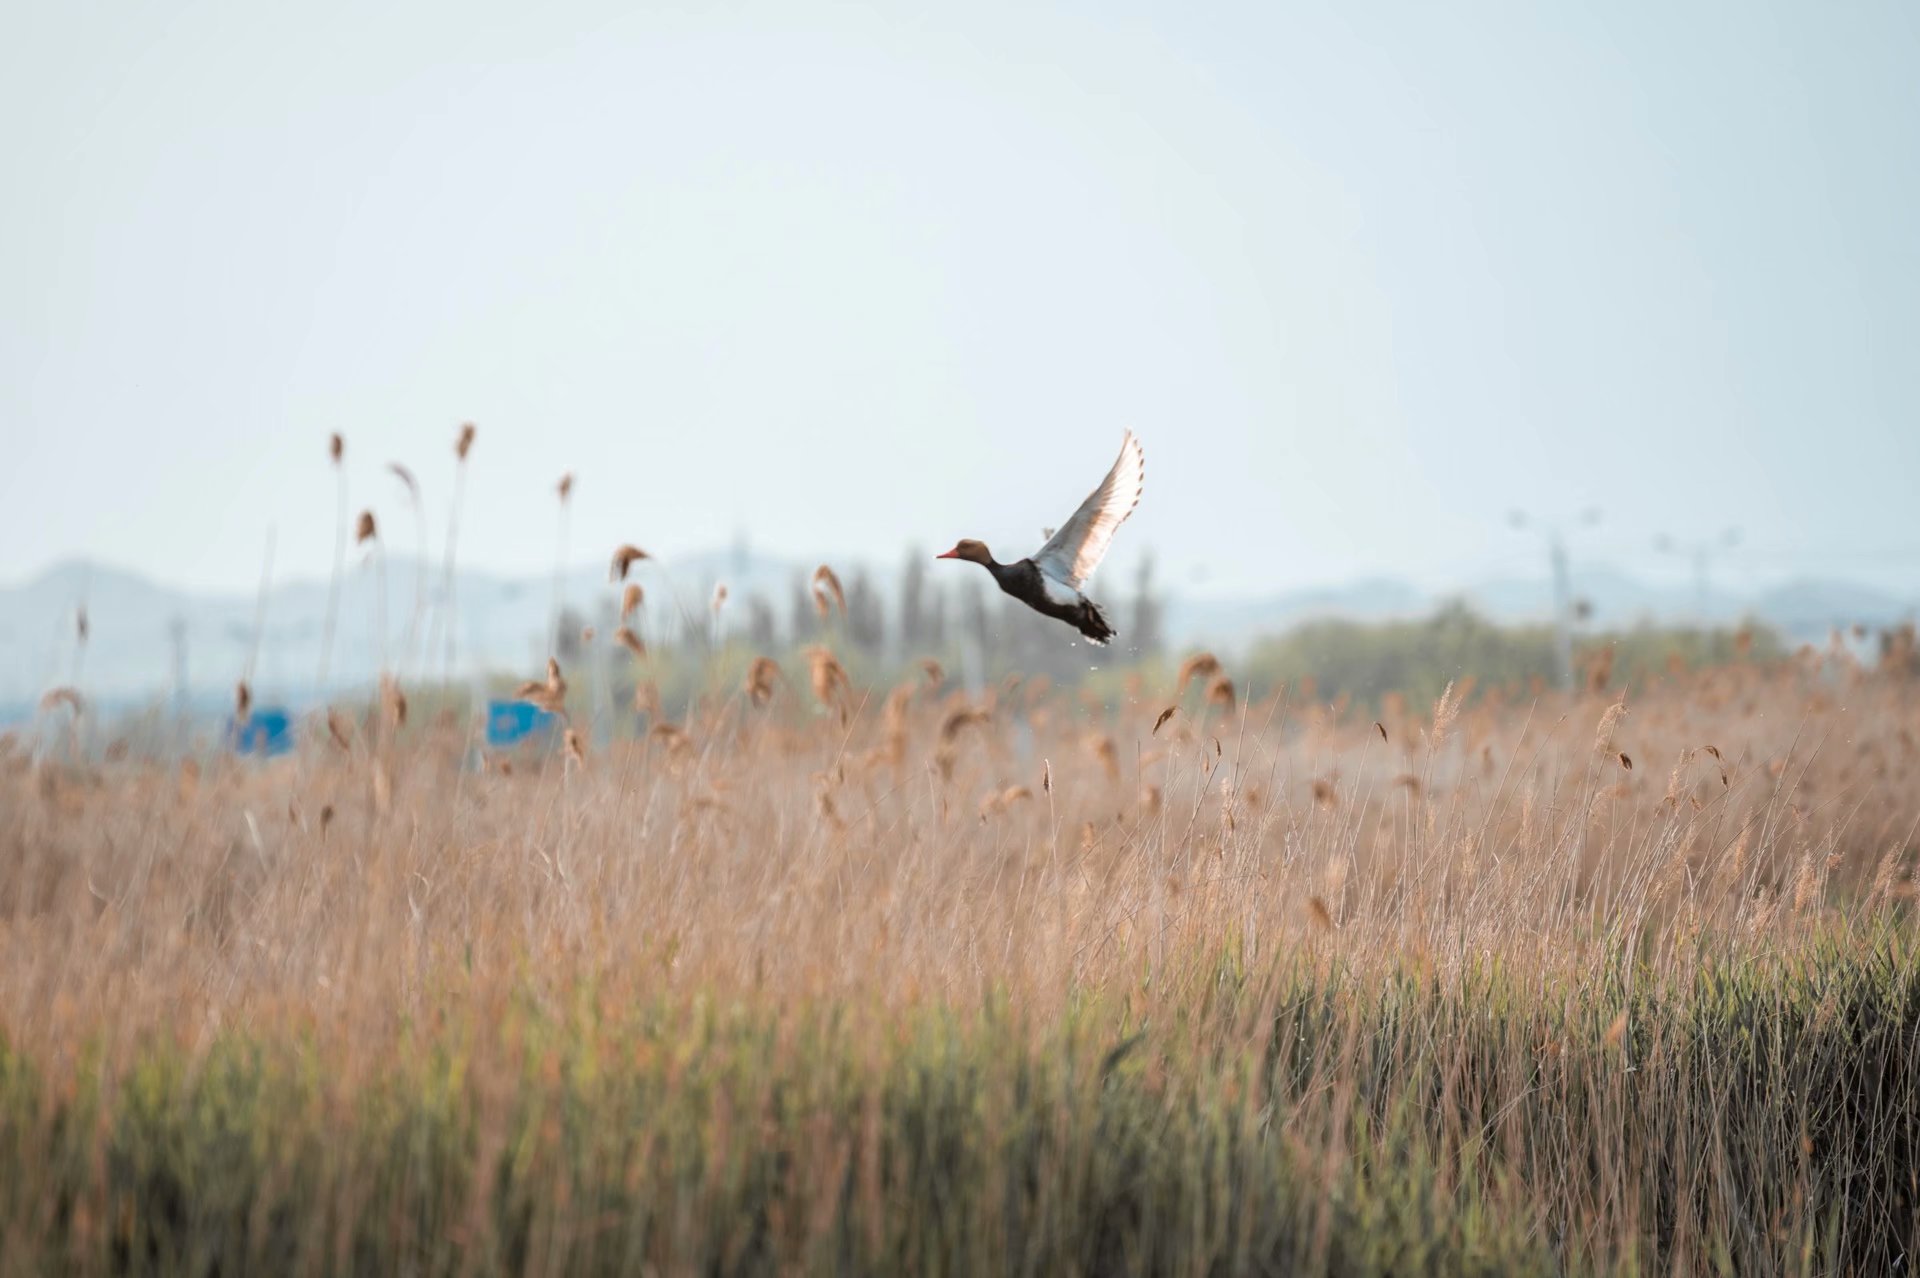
[1655,529,1740,622]
[1510,508,1601,691]
[1548,532,1573,689]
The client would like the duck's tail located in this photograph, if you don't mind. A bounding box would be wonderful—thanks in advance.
[1074,600,1115,646]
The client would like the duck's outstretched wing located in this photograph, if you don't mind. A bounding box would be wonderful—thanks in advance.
[1032,431,1144,590]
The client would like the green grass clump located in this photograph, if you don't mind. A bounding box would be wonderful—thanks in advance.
[2,937,1916,1276]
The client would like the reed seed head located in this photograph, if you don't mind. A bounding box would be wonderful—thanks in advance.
[610,546,649,582]
[1177,653,1221,693]
[746,656,782,707]
[381,676,407,728]
[38,687,82,716]
[811,566,847,618]
[387,463,419,504]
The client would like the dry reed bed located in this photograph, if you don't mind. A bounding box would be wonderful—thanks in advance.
[2,655,1914,1064]
[3,654,1920,1272]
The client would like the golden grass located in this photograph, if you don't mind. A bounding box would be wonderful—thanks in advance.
[4,650,1914,1065]
[5,645,1920,1270]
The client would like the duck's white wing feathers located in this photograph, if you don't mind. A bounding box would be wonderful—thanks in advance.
[1031,431,1144,590]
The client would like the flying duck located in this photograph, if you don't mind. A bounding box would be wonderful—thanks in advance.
[937,431,1144,644]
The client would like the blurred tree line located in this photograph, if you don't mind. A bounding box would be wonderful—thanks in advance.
[1234,600,1786,711]
[551,570,1794,720]
[761,548,1166,680]
[553,548,1167,703]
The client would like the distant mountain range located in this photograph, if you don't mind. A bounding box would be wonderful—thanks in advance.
[0,550,807,711]
[1178,566,1917,644]
[2,553,1912,716]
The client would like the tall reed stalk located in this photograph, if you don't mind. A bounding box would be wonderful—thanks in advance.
[316,434,347,692]
[387,462,427,679]
[547,472,572,658]
[433,423,475,683]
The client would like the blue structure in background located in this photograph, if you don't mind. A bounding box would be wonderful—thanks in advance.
[229,707,294,757]
[486,698,558,748]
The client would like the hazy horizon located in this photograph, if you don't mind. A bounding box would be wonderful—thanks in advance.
[5,1,1917,602]
[5,534,1917,606]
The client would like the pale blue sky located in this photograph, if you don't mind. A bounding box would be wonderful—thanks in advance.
[2,0,1916,598]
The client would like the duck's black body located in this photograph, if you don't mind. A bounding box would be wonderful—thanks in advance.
[988,558,1115,644]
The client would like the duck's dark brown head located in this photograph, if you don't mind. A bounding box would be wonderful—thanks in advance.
[936,539,993,566]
